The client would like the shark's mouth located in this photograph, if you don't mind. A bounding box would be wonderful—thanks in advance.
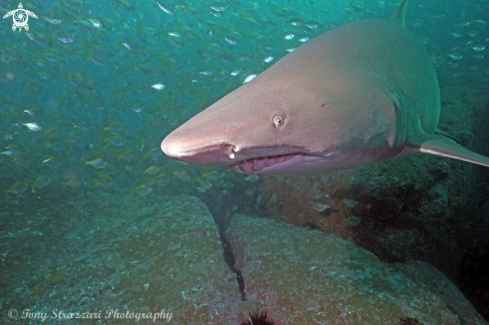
[227,153,303,173]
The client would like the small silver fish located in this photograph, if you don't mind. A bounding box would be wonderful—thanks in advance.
[152,83,165,90]
[224,36,237,44]
[56,34,75,44]
[200,69,214,76]
[1,150,19,156]
[88,18,104,28]
[86,159,107,169]
[122,42,139,51]
[243,74,256,83]
[23,123,42,131]
[283,33,295,40]
[41,16,65,24]
[167,31,181,38]
[157,1,175,15]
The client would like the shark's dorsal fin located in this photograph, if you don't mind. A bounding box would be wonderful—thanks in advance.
[390,0,408,27]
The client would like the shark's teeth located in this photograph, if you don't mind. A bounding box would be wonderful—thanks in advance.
[254,156,266,171]
[227,153,299,174]
[265,156,275,167]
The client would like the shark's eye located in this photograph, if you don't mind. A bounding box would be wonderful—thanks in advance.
[273,116,284,127]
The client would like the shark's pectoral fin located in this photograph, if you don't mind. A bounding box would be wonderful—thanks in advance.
[408,132,489,168]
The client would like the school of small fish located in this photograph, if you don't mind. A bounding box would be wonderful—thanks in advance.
[0,0,487,204]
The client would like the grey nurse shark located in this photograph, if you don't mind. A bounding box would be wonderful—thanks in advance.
[161,0,489,174]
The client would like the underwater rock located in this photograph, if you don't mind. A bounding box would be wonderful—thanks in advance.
[0,193,239,324]
[112,195,241,323]
[237,299,263,323]
[225,214,488,325]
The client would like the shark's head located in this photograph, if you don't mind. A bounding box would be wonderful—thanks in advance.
[162,23,405,174]
[161,67,386,174]
[162,0,489,172]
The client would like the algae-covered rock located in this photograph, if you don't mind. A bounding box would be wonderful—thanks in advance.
[114,195,241,324]
[225,214,488,325]
[0,193,239,324]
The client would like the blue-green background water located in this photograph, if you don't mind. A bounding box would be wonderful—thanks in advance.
[0,0,487,193]
[1,0,489,323]
[0,0,487,192]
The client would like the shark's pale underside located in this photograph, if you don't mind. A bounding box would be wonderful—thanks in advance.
[161,0,489,174]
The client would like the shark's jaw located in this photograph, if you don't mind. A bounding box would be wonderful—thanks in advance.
[226,153,303,174]
[226,152,333,174]
[162,132,338,174]
[162,137,329,174]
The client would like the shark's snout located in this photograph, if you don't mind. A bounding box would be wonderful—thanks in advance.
[161,132,236,166]
[160,135,181,160]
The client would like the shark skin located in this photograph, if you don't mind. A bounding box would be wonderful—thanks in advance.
[161,0,489,174]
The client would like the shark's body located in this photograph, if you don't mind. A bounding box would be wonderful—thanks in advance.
[162,0,489,173]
